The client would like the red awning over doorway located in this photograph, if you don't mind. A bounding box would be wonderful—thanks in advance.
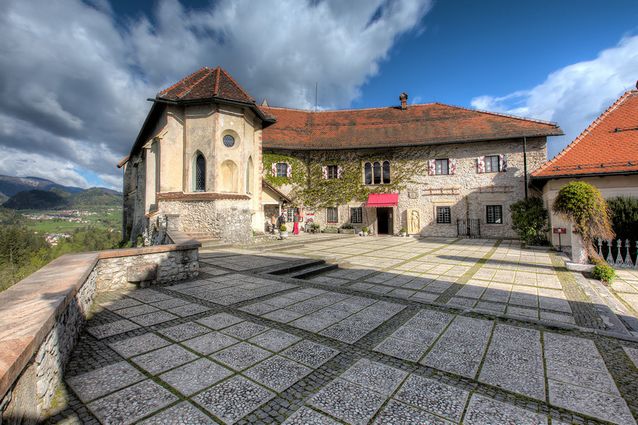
[366,193,399,207]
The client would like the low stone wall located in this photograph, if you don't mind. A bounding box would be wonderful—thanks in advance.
[0,240,199,424]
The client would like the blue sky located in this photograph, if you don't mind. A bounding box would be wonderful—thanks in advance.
[0,0,637,189]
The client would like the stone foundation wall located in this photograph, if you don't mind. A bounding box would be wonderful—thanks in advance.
[159,199,252,244]
[95,247,199,292]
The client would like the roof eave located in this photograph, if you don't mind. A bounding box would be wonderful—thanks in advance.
[155,95,276,124]
[531,169,638,181]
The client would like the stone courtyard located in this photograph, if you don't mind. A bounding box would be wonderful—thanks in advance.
[45,237,638,424]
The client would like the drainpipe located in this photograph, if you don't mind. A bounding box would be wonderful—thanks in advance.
[523,136,528,199]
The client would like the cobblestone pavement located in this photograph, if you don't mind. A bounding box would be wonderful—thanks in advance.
[45,237,638,424]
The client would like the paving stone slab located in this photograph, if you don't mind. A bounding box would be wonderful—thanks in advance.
[197,313,243,330]
[150,298,191,309]
[244,355,312,392]
[131,344,199,375]
[339,359,408,395]
[182,331,240,355]
[372,399,453,425]
[127,289,173,303]
[248,329,302,352]
[66,361,145,402]
[624,346,638,368]
[138,402,214,425]
[168,303,211,317]
[194,376,275,424]
[220,321,270,339]
[546,361,619,396]
[394,374,468,422]
[101,297,142,311]
[548,380,635,425]
[108,333,171,358]
[239,302,279,315]
[280,340,340,368]
[308,379,387,425]
[87,380,178,425]
[158,322,211,342]
[262,309,304,323]
[113,304,160,318]
[282,407,340,425]
[463,393,547,425]
[160,358,233,396]
[131,311,179,327]
[86,319,140,339]
[374,336,428,362]
[211,342,272,371]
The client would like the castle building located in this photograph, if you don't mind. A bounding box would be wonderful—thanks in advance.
[119,67,562,243]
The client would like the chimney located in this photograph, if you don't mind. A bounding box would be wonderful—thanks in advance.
[399,92,408,110]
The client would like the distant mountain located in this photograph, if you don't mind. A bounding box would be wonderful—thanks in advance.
[3,190,70,210]
[0,175,83,198]
[0,175,122,210]
[72,188,122,207]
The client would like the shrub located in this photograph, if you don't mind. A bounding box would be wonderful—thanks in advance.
[591,260,616,283]
[362,226,369,233]
[279,225,287,232]
[510,197,549,245]
[607,196,638,241]
[400,227,407,233]
[323,226,338,233]
[340,223,354,229]
[552,182,614,259]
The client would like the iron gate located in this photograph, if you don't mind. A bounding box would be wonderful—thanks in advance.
[457,219,481,238]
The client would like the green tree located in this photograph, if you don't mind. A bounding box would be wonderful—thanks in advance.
[607,196,638,241]
[510,197,549,245]
[552,181,614,260]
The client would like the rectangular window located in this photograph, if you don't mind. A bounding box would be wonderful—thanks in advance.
[286,208,294,223]
[327,165,339,179]
[484,155,500,173]
[327,207,338,223]
[435,159,449,175]
[350,207,363,224]
[276,163,288,177]
[486,205,503,224]
[436,206,451,224]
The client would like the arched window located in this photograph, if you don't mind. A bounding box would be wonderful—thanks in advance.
[382,161,391,184]
[364,162,372,185]
[373,161,381,184]
[246,157,254,194]
[194,153,206,192]
[220,160,239,193]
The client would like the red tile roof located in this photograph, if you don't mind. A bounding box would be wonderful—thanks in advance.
[260,104,562,150]
[533,89,638,179]
[158,67,255,104]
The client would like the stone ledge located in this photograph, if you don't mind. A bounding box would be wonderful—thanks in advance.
[0,252,98,404]
[0,242,200,406]
[156,191,250,201]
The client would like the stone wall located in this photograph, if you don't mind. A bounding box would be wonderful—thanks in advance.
[159,199,253,244]
[0,241,200,424]
[95,246,199,292]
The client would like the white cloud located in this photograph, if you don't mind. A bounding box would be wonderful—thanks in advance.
[0,0,432,189]
[471,35,638,158]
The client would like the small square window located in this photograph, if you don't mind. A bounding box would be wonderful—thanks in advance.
[327,165,339,179]
[485,155,500,173]
[436,206,451,224]
[276,163,288,177]
[435,159,449,175]
[350,207,363,224]
[327,207,338,223]
[486,205,503,224]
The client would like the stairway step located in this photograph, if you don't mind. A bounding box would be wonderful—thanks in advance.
[289,263,338,279]
[268,260,326,276]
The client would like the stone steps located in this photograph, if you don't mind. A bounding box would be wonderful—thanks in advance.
[287,263,339,279]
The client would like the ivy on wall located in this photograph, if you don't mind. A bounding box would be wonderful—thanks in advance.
[263,147,440,209]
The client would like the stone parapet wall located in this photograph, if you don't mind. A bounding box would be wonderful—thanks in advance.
[0,240,200,424]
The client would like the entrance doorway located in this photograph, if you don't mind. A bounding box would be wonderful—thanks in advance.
[376,207,393,235]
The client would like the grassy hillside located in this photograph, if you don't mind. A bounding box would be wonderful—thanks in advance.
[3,190,70,210]
[72,188,121,207]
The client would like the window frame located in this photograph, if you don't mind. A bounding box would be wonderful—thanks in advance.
[275,162,288,177]
[382,160,391,184]
[435,159,449,175]
[327,207,339,223]
[364,161,390,185]
[364,162,372,185]
[350,207,363,224]
[484,155,500,173]
[436,206,451,224]
[286,208,295,223]
[194,154,206,192]
[486,205,503,224]
[327,165,339,179]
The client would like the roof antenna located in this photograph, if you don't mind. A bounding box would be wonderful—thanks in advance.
[315,82,318,112]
